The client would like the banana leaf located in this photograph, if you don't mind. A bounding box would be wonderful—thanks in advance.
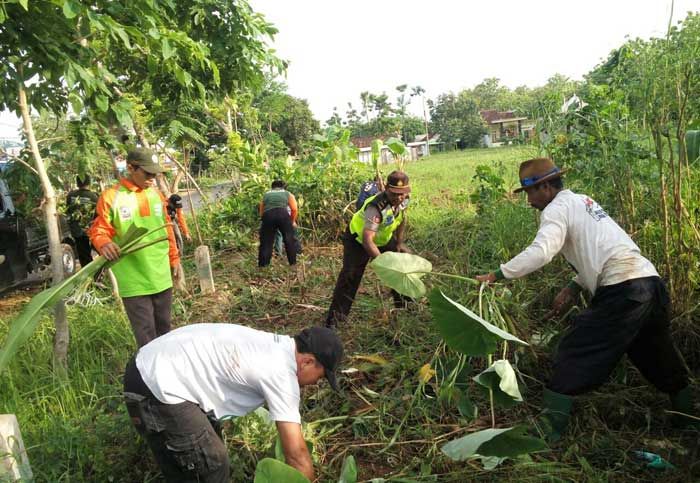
[384,137,407,157]
[0,224,167,374]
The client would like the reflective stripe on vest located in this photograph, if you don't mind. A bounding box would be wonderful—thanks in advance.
[349,194,404,247]
[110,187,172,297]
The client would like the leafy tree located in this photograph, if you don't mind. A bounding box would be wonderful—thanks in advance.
[0,0,278,370]
[395,84,409,116]
[326,108,343,127]
[429,92,487,148]
[359,91,372,123]
[249,79,319,155]
[470,78,511,110]
[271,96,319,155]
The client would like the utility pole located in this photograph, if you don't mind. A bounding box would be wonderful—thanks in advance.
[422,94,430,157]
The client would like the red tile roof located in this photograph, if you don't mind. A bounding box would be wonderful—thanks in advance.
[351,135,388,149]
[480,109,518,124]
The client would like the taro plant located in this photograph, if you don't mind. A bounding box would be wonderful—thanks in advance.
[370,252,546,468]
[253,452,357,483]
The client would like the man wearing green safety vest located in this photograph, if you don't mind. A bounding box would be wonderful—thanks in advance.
[89,148,183,347]
[325,171,411,328]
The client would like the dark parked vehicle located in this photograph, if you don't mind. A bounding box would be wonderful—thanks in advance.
[0,179,77,292]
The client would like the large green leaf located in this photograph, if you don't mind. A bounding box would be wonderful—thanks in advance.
[0,225,149,374]
[384,137,407,156]
[253,458,309,483]
[62,0,81,19]
[338,454,357,483]
[161,37,176,60]
[370,252,432,298]
[429,290,528,356]
[441,426,546,461]
[94,94,109,113]
[686,130,700,164]
[473,360,523,408]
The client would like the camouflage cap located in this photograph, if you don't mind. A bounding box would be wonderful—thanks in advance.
[126,148,165,174]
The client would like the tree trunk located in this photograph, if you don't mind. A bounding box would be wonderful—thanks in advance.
[108,150,121,179]
[18,81,69,374]
[422,96,430,157]
[170,170,185,194]
[226,107,233,133]
[133,122,151,148]
[162,150,210,209]
[156,173,171,197]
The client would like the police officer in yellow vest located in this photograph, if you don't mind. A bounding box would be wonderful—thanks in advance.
[89,148,183,347]
[325,171,411,328]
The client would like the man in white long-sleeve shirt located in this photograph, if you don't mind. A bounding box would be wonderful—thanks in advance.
[476,157,694,441]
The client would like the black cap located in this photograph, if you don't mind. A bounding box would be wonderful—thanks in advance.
[386,171,410,194]
[296,327,343,391]
[127,148,165,174]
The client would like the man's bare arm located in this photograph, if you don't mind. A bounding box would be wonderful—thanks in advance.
[276,421,314,481]
[362,229,381,258]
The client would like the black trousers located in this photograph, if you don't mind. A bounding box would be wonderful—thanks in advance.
[74,235,93,268]
[122,288,172,348]
[325,229,408,327]
[123,358,229,483]
[548,276,688,396]
[258,208,296,267]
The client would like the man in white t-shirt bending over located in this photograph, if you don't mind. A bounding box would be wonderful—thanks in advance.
[123,324,343,482]
[476,158,694,441]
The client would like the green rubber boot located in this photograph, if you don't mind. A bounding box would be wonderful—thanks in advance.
[670,386,699,430]
[539,388,573,443]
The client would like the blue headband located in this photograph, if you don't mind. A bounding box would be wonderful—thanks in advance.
[520,167,560,188]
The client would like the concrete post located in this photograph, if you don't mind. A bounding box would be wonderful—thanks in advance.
[0,414,33,481]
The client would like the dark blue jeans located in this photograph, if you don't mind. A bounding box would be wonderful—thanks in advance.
[123,358,229,483]
[548,276,688,396]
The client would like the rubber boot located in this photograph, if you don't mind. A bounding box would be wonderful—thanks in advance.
[539,388,573,443]
[670,386,698,430]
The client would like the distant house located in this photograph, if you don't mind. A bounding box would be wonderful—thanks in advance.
[480,110,535,147]
[407,133,444,157]
[351,135,423,164]
[352,136,388,164]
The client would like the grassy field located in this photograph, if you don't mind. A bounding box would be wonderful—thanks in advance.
[1,146,698,482]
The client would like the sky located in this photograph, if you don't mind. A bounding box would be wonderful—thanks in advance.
[0,0,697,139]
[249,0,698,122]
